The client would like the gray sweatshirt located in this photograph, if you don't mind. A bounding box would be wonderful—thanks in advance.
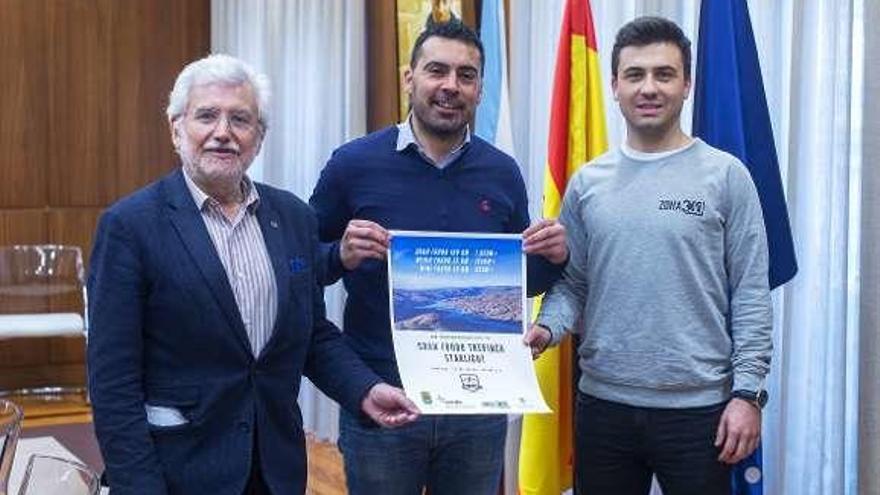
[537,139,772,408]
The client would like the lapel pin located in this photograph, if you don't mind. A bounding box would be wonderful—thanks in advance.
[270,220,279,229]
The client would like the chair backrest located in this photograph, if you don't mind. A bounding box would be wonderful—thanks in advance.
[0,245,88,396]
[0,399,24,495]
[0,245,87,338]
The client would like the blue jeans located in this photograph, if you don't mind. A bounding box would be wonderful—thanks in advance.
[575,393,731,495]
[338,410,506,495]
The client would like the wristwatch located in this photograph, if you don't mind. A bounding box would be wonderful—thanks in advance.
[731,389,769,410]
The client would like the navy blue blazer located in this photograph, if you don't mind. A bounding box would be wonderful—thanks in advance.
[87,169,379,495]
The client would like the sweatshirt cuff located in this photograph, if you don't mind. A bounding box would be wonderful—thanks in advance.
[535,314,567,346]
[732,372,764,393]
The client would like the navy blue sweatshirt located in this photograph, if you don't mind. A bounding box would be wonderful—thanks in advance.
[310,126,563,385]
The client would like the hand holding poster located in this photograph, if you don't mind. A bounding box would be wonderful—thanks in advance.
[388,231,550,414]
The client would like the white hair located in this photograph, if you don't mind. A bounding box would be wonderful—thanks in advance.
[166,54,270,129]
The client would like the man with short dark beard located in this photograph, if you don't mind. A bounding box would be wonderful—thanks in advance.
[310,19,568,495]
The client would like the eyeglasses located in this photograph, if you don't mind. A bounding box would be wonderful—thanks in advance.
[188,108,262,135]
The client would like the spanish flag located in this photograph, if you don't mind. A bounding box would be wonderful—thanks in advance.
[518,1,607,493]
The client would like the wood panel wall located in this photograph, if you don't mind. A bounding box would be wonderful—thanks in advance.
[0,0,210,391]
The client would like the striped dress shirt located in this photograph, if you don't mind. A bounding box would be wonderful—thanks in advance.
[183,170,277,357]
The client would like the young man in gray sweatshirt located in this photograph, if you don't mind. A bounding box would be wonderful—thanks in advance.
[525,16,772,495]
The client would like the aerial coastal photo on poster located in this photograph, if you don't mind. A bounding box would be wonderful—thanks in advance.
[387,231,549,415]
[391,232,523,334]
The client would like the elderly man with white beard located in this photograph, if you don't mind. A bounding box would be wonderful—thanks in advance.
[87,54,418,495]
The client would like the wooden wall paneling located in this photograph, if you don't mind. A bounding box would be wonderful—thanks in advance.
[0,210,48,246]
[461,0,477,28]
[47,207,103,267]
[48,336,86,369]
[0,361,85,390]
[177,0,212,69]
[0,0,49,208]
[0,210,53,392]
[366,0,400,132]
[46,0,116,208]
[47,207,101,318]
[0,0,211,397]
[0,339,51,370]
[0,210,49,316]
[113,0,210,198]
[48,208,103,372]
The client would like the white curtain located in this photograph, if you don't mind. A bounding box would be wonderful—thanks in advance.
[859,2,879,494]
[774,0,862,493]
[509,0,867,494]
[212,0,366,441]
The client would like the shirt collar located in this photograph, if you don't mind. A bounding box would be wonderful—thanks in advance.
[395,113,471,160]
[182,167,260,213]
[620,137,697,162]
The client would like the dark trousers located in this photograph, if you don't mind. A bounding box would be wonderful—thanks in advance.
[244,433,270,495]
[575,392,731,495]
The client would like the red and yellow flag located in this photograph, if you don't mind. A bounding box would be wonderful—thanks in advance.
[518,1,607,493]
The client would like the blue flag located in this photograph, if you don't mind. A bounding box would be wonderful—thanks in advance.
[693,1,798,494]
[475,0,514,156]
[693,0,797,291]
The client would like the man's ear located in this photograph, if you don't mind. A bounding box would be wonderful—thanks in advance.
[611,76,620,101]
[403,67,414,96]
[253,130,264,156]
[169,117,181,149]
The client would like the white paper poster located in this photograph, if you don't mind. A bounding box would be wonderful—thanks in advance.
[388,231,550,415]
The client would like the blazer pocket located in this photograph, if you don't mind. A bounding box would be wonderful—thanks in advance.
[145,385,201,434]
[146,412,191,436]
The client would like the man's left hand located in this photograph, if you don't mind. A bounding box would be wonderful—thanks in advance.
[361,383,420,428]
[715,398,761,464]
[523,219,568,265]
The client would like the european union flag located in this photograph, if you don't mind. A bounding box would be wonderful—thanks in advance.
[693,1,798,494]
[693,0,797,290]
